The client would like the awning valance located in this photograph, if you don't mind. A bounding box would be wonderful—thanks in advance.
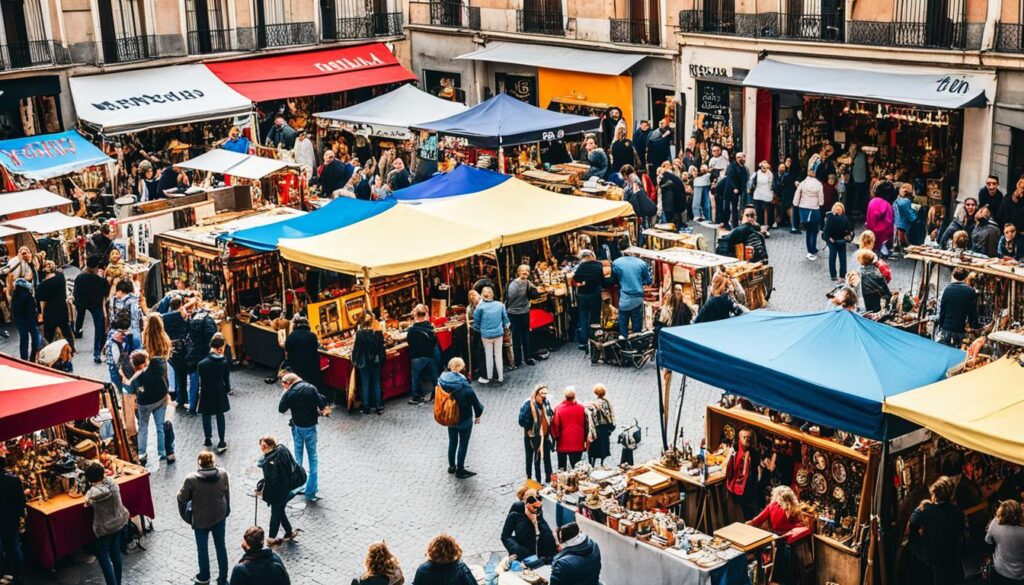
[0,355,103,441]
[176,149,297,180]
[3,211,94,234]
[69,64,253,135]
[455,41,644,76]
[742,58,991,109]
[204,43,416,103]
[884,358,1024,465]
[0,130,113,180]
[0,189,72,217]
[314,84,467,139]
[223,197,394,251]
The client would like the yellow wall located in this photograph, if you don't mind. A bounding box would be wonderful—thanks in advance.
[537,68,633,129]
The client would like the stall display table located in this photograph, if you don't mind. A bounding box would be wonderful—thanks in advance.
[322,347,411,403]
[241,322,285,369]
[650,463,728,534]
[26,469,155,569]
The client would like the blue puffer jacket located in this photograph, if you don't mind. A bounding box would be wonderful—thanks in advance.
[549,536,602,585]
[439,371,484,425]
[473,299,509,339]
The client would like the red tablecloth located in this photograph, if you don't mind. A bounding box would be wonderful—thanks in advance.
[26,471,155,569]
[323,346,411,402]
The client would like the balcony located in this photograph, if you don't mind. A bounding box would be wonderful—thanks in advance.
[329,12,404,40]
[0,40,72,70]
[995,22,1024,53]
[516,9,564,35]
[100,34,157,64]
[187,29,252,54]
[237,22,317,49]
[410,1,480,29]
[610,18,661,45]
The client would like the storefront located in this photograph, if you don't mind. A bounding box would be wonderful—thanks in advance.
[0,74,64,139]
[679,46,758,162]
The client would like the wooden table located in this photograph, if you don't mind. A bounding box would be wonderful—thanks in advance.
[650,463,728,534]
[25,467,154,569]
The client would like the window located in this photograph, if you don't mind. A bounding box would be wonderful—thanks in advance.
[97,0,151,62]
[612,0,660,44]
[327,0,399,40]
[1,0,49,67]
[185,0,229,53]
[893,0,966,48]
[520,0,563,35]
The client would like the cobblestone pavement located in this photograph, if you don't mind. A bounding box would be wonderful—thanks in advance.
[9,225,913,585]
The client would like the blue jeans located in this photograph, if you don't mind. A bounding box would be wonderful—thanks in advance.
[194,519,228,585]
[618,304,643,338]
[827,241,847,279]
[0,524,25,582]
[202,413,225,443]
[409,356,437,400]
[292,424,318,497]
[137,400,167,459]
[576,292,602,345]
[95,530,122,585]
[799,209,820,254]
[693,186,711,220]
[15,319,42,361]
[448,418,473,469]
[359,364,382,412]
[188,371,200,414]
[75,305,105,359]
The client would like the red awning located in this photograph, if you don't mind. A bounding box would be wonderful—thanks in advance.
[204,43,416,102]
[0,355,103,441]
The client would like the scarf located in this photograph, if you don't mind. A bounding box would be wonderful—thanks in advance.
[530,399,550,440]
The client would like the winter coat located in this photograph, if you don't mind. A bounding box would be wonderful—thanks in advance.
[186,311,217,370]
[501,501,557,561]
[278,381,327,428]
[939,217,975,249]
[793,177,825,210]
[177,466,230,530]
[550,536,602,585]
[351,328,386,370]
[551,400,588,454]
[259,445,296,506]
[10,279,36,324]
[518,398,554,438]
[197,352,231,415]
[229,548,291,585]
[658,171,686,217]
[86,477,130,537]
[0,472,26,529]
[473,299,509,339]
[285,325,322,386]
[438,371,483,425]
[411,560,475,585]
[972,220,1002,257]
[866,197,895,250]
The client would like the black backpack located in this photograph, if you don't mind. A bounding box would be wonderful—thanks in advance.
[745,230,769,263]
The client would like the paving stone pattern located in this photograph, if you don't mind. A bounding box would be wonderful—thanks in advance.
[8,227,913,584]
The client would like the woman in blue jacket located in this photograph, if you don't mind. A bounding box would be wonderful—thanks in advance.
[439,357,484,479]
[518,384,554,483]
[472,287,509,384]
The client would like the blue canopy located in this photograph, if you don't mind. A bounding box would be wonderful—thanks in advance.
[392,164,509,201]
[657,310,965,440]
[222,198,395,251]
[0,130,112,180]
[410,93,599,148]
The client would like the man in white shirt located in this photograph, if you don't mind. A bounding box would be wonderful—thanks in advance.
[708,145,730,174]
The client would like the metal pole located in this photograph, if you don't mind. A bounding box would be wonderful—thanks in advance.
[656,355,668,451]
[671,375,687,451]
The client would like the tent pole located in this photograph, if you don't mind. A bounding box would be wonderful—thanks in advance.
[656,359,668,451]
[671,375,687,451]
[498,146,505,174]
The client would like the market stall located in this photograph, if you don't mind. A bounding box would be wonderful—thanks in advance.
[0,130,113,195]
[2,211,95,267]
[314,83,467,140]
[656,310,965,584]
[176,148,307,209]
[0,354,153,570]
[0,188,73,222]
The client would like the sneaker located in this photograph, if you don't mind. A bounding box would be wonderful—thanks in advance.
[139,455,148,466]
[455,469,477,479]
[166,454,176,464]
[477,377,490,384]
[448,466,456,474]
[74,330,84,339]
[216,441,227,453]
[93,356,102,364]
[763,230,771,238]
[194,575,211,585]
[407,397,423,405]
[525,359,536,366]
[204,438,213,448]
[790,229,801,234]
[806,253,817,261]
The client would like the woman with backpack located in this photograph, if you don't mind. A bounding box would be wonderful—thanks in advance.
[84,461,130,585]
[437,357,483,479]
[351,311,386,415]
[185,307,218,415]
[11,277,43,361]
[518,384,554,483]
[257,435,301,546]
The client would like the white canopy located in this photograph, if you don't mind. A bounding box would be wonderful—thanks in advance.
[176,149,296,180]
[69,64,253,135]
[0,189,72,217]
[314,84,468,139]
[455,41,645,76]
[3,211,94,234]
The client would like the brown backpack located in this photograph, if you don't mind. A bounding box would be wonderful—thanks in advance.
[433,384,460,427]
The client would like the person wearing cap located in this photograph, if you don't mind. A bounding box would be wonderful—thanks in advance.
[570,250,608,350]
[293,130,316,177]
[284,315,323,391]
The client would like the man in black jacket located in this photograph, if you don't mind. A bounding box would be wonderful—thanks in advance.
[979,174,1003,213]
[407,304,439,405]
[74,255,108,363]
[228,526,290,585]
[0,456,26,585]
[658,164,686,228]
[632,120,652,171]
[934,267,980,348]
[278,373,328,501]
[570,250,607,350]
[284,316,322,390]
[317,151,351,197]
[725,153,750,229]
[550,523,601,585]
[646,120,672,170]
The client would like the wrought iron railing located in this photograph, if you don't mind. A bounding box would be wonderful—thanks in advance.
[995,22,1024,53]
[678,7,735,34]
[330,12,404,39]
[0,40,72,69]
[421,1,480,29]
[187,29,253,54]
[610,18,661,45]
[516,9,564,35]
[237,22,317,49]
[100,34,157,64]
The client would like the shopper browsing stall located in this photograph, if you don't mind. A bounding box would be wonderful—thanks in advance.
[583,136,608,180]
[472,287,509,385]
[571,250,608,350]
[724,428,762,520]
[908,476,964,585]
[996,177,1024,232]
[985,500,1024,584]
[972,206,1002,257]
[998,223,1024,260]
[611,238,651,338]
[177,451,230,585]
[694,273,747,324]
[353,312,387,414]
[507,266,539,368]
[793,169,825,260]
[0,456,26,585]
[501,487,556,563]
[284,315,322,391]
[934,267,980,348]
[855,249,891,313]
[939,198,978,249]
[519,384,554,483]
[550,522,602,585]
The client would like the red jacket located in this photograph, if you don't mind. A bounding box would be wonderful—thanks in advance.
[551,401,587,453]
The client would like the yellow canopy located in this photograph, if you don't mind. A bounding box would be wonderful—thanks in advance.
[884,358,1024,465]
[277,203,501,277]
[411,178,634,246]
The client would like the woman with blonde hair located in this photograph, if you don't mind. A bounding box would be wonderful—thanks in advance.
[142,312,172,360]
[855,249,891,312]
[694,272,746,324]
[412,534,475,585]
[749,485,804,584]
[823,201,853,282]
[353,541,404,585]
[518,384,554,482]
[986,500,1024,584]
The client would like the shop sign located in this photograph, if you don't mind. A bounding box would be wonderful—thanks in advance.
[696,81,730,123]
[495,73,537,106]
[690,64,730,81]
[314,52,386,73]
[1,135,77,169]
[90,90,207,112]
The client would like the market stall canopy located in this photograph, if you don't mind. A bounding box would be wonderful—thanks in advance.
[69,64,253,135]
[0,130,113,180]
[0,189,71,217]
[3,211,94,234]
[455,41,645,76]
[409,174,634,246]
[223,197,394,251]
[314,84,467,139]
[204,43,416,103]
[884,358,1024,465]
[392,164,509,201]
[176,149,297,180]
[167,207,304,247]
[0,355,104,441]
[742,58,990,109]
[278,202,501,277]
[411,93,599,148]
[657,310,965,440]
[0,225,26,238]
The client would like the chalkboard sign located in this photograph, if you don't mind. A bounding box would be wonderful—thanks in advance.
[696,81,730,124]
[496,73,538,106]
